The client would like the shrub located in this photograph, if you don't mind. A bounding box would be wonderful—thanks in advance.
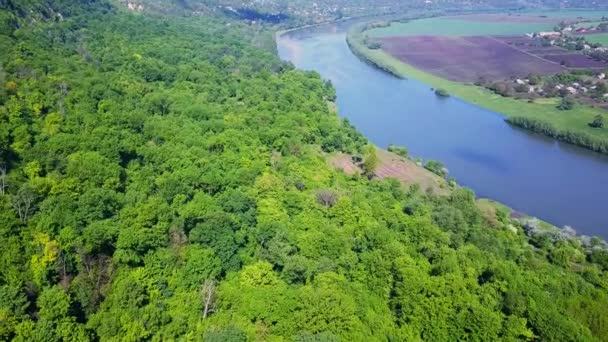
[557,96,575,111]
[589,115,604,128]
[434,88,450,97]
[387,144,408,158]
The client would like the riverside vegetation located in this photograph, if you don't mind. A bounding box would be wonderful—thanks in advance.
[0,1,608,341]
[348,18,608,154]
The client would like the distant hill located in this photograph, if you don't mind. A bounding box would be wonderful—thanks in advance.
[117,0,608,24]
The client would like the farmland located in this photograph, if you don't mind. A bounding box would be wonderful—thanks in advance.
[542,53,608,68]
[583,33,608,45]
[380,35,565,82]
[368,16,557,37]
[347,12,608,154]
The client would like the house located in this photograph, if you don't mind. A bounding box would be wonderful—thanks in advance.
[538,31,561,38]
[515,79,526,85]
[566,86,578,94]
[576,27,587,33]
[599,73,606,80]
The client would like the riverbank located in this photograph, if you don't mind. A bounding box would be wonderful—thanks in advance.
[328,146,602,245]
[347,20,608,155]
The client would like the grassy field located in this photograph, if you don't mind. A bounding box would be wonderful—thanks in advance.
[526,10,608,19]
[347,23,608,152]
[573,21,607,28]
[369,11,608,38]
[583,33,608,45]
[368,17,555,37]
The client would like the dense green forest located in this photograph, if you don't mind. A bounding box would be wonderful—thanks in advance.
[0,0,608,341]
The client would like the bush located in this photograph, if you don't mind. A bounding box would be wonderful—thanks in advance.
[589,115,604,128]
[557,96,575,111]
[425,160,448,178]
[387,144,408,158]
[434,88,450,97]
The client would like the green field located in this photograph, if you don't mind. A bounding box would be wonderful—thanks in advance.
[348,23,608,152]
[368,17,555,37]
[584,32,608,45]
[368,11,608,38]
[524,10,608,19]
[573,21,607,28]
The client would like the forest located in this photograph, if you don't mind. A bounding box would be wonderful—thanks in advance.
[0,0,607,341]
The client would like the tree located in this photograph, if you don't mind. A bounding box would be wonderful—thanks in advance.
[0,65,6,103]
[528,73,542,86]
[201,279,216,319]
[11,184,36,223]
[589,115,604,128]
[0,164,6,195]
[316,190,338,207]
[557,96,575,110]
[361,145,379,177]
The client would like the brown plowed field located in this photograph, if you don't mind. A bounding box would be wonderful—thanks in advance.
[381,35,565,82]
[542,54,608,68]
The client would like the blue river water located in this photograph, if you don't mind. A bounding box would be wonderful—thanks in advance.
[277,21,608,239]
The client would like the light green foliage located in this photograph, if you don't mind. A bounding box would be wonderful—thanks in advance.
[361,145,379,176]
[0,1,606,341]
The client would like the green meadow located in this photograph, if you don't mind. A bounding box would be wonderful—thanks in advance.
[368,17,555,37]
[584,33,608,45]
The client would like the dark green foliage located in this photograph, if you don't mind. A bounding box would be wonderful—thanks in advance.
[557,96,575,110]
[0,1,606,341]
[434,88,450,97]
[589,114,604,128]
[507,116,608,154]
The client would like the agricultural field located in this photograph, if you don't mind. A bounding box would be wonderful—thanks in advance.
[542,53,608,68]
[369,11,608,38]
[380,35,565,82]
[368,16,557,37]
[573,20,607,28]
[373,13,608,82]
[348,11,608,153]
[583,32,608,45]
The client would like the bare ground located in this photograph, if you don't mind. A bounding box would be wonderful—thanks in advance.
[329,148,450,195]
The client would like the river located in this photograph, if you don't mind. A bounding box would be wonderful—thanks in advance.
[277,20,608,239]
